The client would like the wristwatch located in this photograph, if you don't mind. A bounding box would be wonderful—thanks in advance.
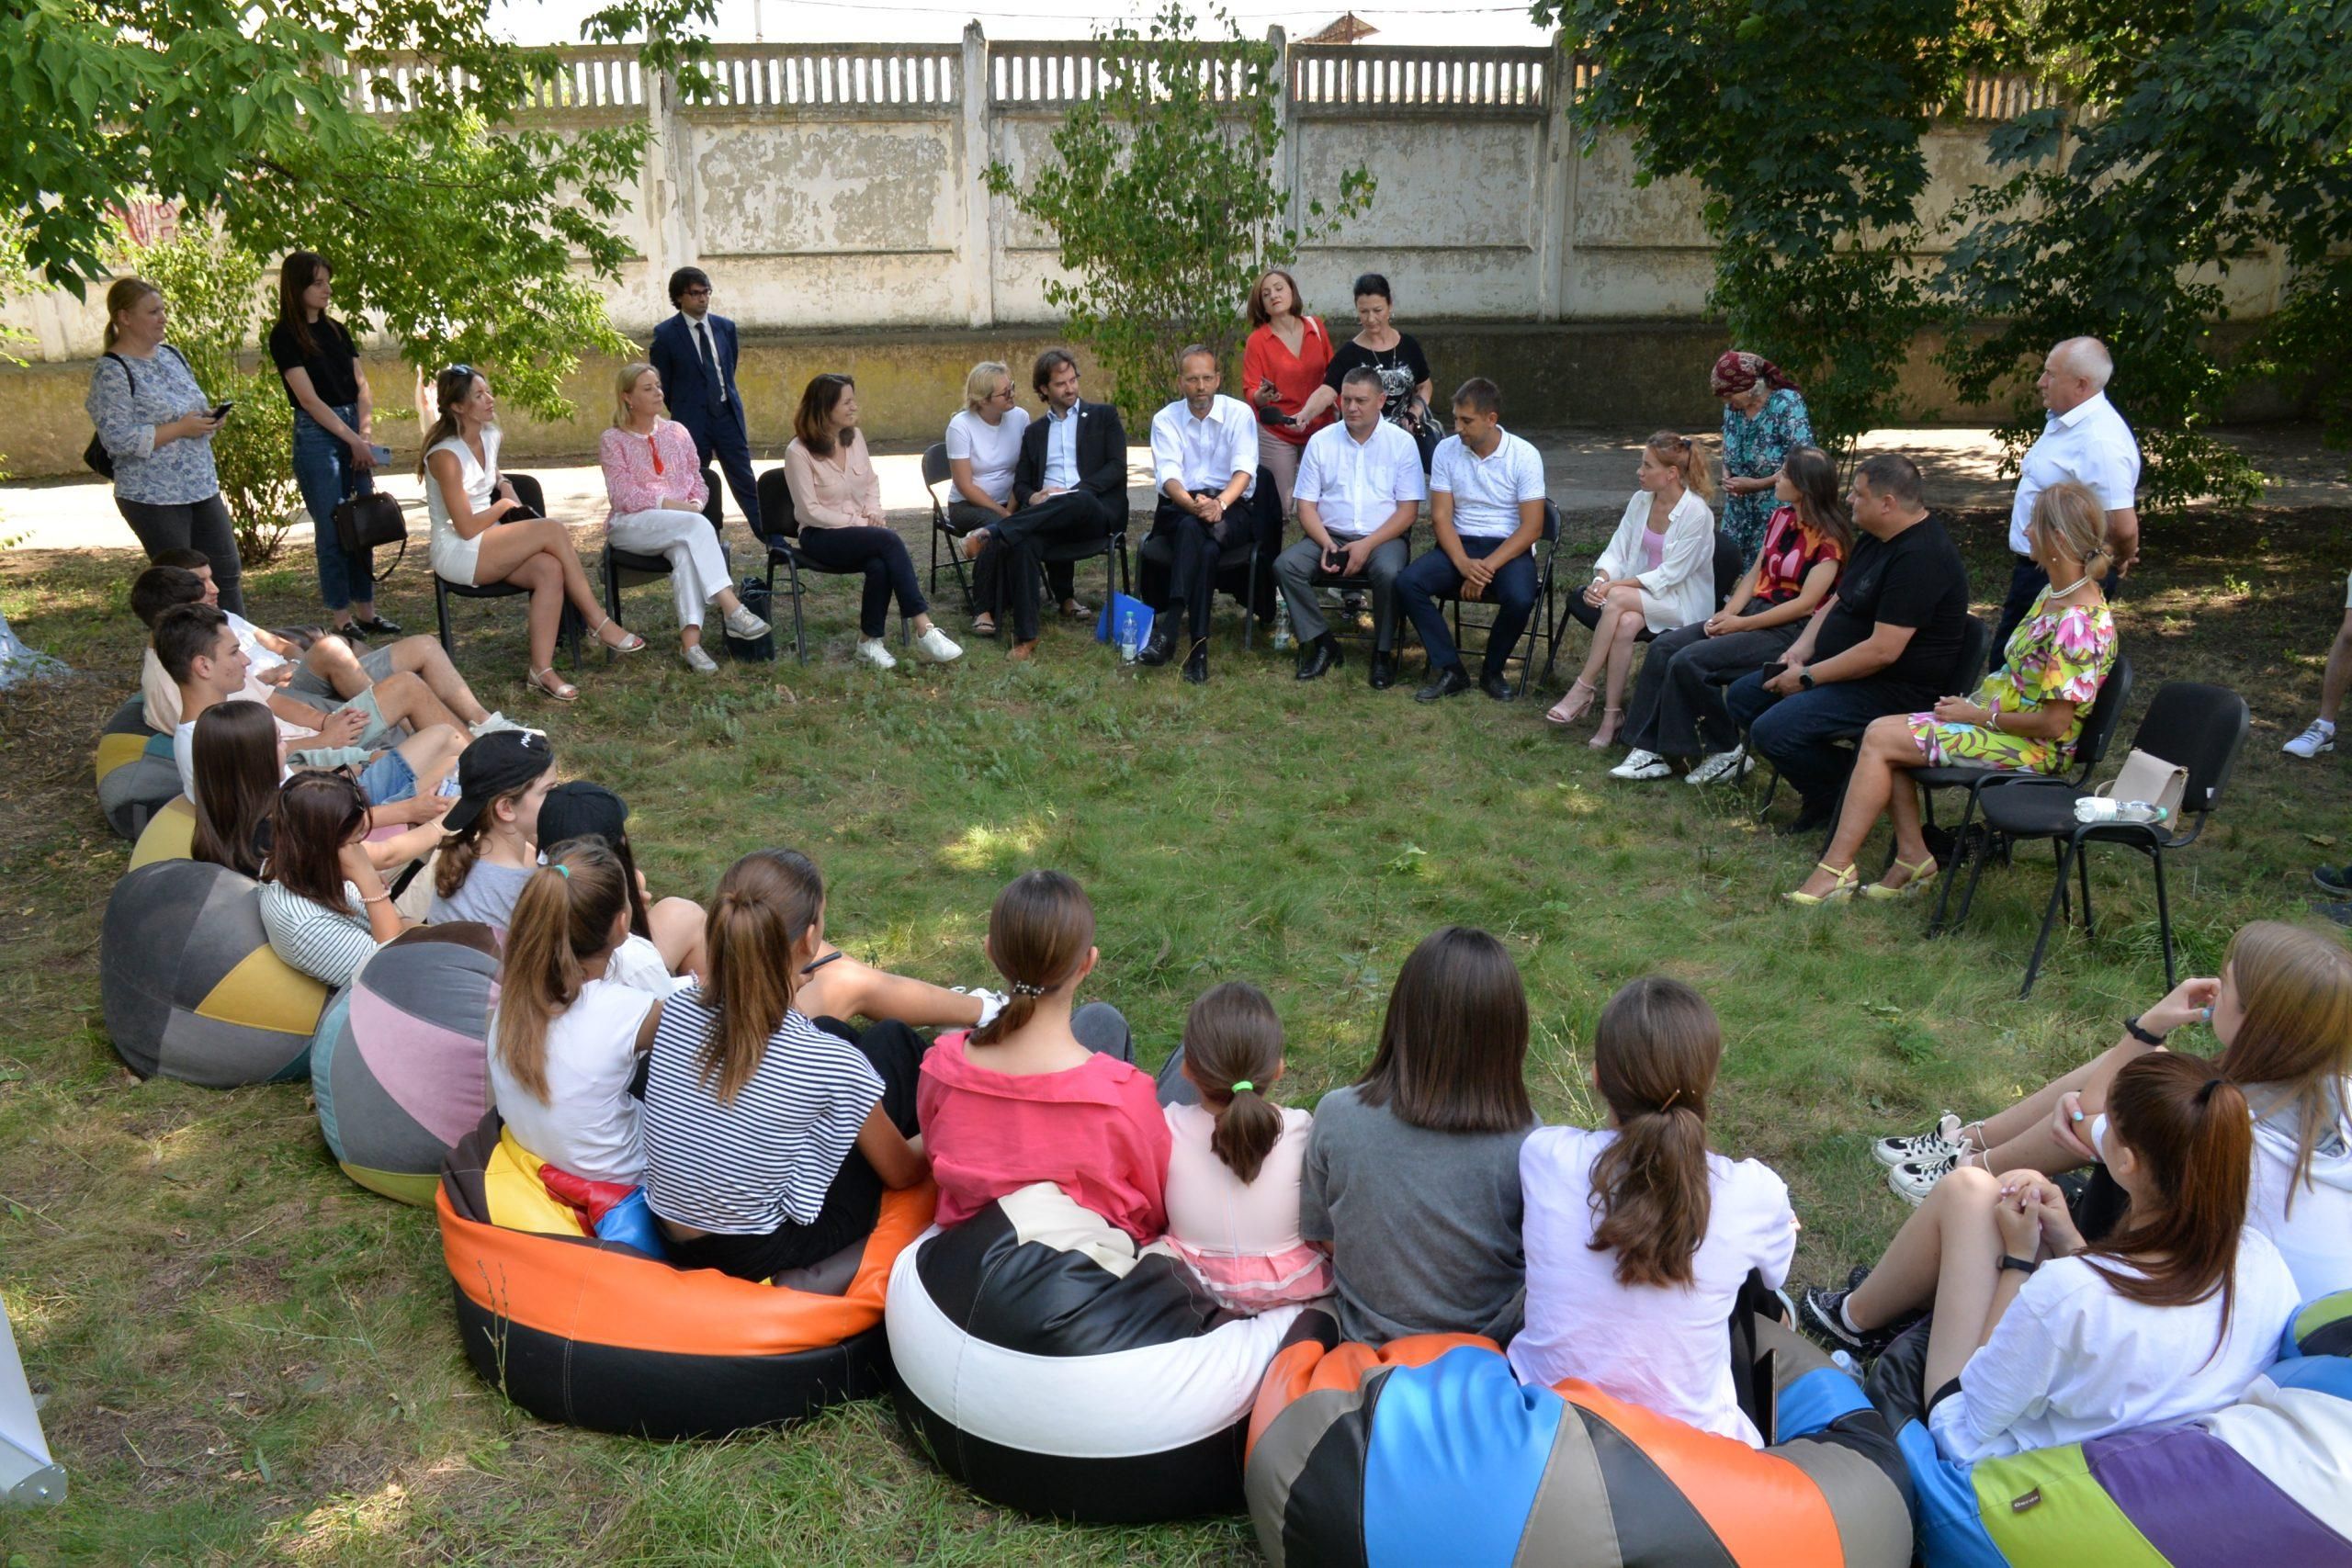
[1796,671,1815,690]
[1999,1255,2040,1276]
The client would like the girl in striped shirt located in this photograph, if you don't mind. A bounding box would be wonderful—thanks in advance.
[254,772,409,987]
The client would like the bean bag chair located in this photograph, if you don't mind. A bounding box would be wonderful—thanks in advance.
[100,858,329,1086]
[1245,1317,1916,1568]
[436,1111,933,1438]
[128,795,197,869]
[94,696,178,841]
[885,1182,1305,1521]
[312,925,500,1204]
[1870,1287,2352,1568]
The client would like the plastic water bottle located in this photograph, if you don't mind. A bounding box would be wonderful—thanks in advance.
[2075,798,2170,826]
[1116,604,1141,662]
[1271,588,1293,650]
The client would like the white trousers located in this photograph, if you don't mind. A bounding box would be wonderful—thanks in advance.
[607,508,729,629]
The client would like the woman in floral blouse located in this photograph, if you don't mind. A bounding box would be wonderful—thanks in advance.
[1713,350,1815,567]
[1787,480,2120,905]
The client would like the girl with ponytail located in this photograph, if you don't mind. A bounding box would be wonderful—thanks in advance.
[1811,1053,2301,1463]
[428,730,556,928]
[639,848,929,1282]
[1510,977,1798,1445]
[488,840,662,1187]
[1158,982,1332,1314]
[918,871,1170,1245]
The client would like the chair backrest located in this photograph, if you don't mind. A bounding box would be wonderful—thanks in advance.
[921,441,952,490]
[1949,614,1992,694]
[506,472,547,518]
[2065,651,2134,781]
[1711,531,1744,609]
[2125,682,2251,819]
[753,467,798,542]
[1541,500,1561,544]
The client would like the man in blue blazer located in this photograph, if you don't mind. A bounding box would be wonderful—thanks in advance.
[964,348,1127,653]
[649,266,762,538]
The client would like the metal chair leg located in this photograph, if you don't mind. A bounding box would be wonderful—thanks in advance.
[2151,846,2177,988]
[2076,840,2096,941]
[2020,836,2082,998]
[435,579,455,656]
[1926,788,1984,938]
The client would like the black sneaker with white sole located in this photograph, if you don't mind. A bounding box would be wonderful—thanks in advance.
[1798,1269,1905,1359]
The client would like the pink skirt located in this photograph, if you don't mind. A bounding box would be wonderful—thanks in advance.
[1162,1236,1331,1314]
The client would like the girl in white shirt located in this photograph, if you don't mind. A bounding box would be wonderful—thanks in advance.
[1550,431,1719,747]
[1817,1053,2300,1463]
[1510,977,1796,1445]
[489,840,662,1187]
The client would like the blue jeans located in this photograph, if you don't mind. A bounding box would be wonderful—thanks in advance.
[294,404,374,612]
[1396,536,1539,681]
[1724,669,1934,816]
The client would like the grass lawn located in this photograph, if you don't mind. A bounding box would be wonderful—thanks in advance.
[0,494,2345,1564]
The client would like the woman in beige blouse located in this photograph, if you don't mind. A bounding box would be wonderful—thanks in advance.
[782,373,962,669]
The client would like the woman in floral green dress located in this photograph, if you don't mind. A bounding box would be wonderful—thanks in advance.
[1786,480,2120,906]
[1713,350,1815,565]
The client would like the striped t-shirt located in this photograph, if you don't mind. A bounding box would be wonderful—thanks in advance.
[639,991,884,1235]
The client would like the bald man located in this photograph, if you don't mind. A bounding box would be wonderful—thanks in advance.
[1992,336,2141,668]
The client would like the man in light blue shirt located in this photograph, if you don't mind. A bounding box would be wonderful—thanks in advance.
[1136,345,1279,683]
[1992,337,2140,667]
[1275,367,1424,686]
[1396,378,1549,702]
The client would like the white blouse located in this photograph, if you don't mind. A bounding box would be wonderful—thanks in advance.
[1591,490,1718,632]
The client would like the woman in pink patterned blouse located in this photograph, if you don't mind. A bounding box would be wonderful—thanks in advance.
[601,364,771,674]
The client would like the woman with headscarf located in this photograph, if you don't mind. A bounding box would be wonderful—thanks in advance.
[1712,350,1815,566]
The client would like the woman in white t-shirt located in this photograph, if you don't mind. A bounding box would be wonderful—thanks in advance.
[419,364,644,702]
[489,840,661,1187]
[942,361,1032,642]
[1812,1053,2301,1463]
[1511,977,1796,1445]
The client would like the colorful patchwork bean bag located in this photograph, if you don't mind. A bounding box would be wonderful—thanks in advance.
[1245,1318,1916,1567]
[128,795,197,869]
[437,1112,933,1438]
[313,925,500,1204]
[94,696,178,841]
[885,1182,1305,1522]
[100,858,329,1087]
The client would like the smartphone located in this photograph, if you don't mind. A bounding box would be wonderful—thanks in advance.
[368,444,393,465]
[209,400,234,422]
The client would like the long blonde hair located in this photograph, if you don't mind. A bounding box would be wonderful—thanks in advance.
[494,841,630,1103]
[697,850,826,1103]
[612,362,656,429]
[2217,921,2352,1208]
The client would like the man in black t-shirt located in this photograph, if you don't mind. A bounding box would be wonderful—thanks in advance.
[1723,454,1971,832]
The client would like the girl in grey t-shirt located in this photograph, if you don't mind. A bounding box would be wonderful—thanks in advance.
[426,729,555,930]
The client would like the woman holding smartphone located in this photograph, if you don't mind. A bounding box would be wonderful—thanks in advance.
[271,252,399,642]
[85,276,245,614]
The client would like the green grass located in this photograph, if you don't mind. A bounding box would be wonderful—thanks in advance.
[1,497,2346,1563]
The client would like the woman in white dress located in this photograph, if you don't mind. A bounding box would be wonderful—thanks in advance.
[420,365,643,701]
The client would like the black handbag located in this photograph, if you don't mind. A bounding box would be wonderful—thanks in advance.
[332,491,409,583]
[84,353,132,479]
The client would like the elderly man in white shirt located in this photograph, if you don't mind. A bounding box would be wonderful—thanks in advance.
[1136,344,1277,683]
[1396,378,1550,702]
[1273,367,1425,687]
[1992,336,2141,668]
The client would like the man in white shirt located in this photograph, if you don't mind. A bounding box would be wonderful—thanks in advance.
[1992,336,2140,667]
[1396,378,1549,702]
[1273,367,1424,686]
[1136,345,1277,683]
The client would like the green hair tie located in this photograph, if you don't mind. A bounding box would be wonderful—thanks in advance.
[553,863,570,879]
[1229,1079,1255,1094]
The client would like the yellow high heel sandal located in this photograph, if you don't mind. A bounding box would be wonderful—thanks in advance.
[1784,862,1859,906]
[1862,854,1940,901]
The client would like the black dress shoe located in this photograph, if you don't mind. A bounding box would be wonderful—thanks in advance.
[1295,638,1341,681]
[1414,665,1472,703]
[1182,642,1209,684]
[352,615,404,637]
[1479,672,1518,702]
[1369,651,1396,690]
[1136,624,1178,667]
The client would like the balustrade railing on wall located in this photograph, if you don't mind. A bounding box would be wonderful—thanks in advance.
[703,43,960,110]
[1288,45,1553,114]
[988,40,1262,108]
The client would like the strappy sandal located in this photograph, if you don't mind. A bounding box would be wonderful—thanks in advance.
[1588,707,1625,749]
[1546,678,1597,727]
[527,667,579,702]
[589,616,646,655]
[1862,854,1941,901]
[1784,861,1859,906]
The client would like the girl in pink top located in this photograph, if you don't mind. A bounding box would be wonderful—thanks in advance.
[1159,982,1332,1313]
[918,871,1170,1244]
[600,363,770,674]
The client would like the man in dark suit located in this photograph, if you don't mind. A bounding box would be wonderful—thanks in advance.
[964,348,1127,656]
[649,266,761,539]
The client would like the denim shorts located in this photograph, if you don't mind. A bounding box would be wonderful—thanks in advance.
[356,745,416,806]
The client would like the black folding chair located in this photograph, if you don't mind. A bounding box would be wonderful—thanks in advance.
[922,442,980,614]
[600,467,728,662]
[753,468,912,664]
[1441,501,1560,696]
[433,472,582,668]
[1137,467,1276,650]
[1956,682,2250,996]
[1919,652,2135,936]
[1302,529,1415,650]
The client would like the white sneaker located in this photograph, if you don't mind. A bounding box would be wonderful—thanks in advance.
[1871,1111,1968,1168]
[915,626,963,663]
[1888,1151,1964,1206]
[2284,718,2336,759]
[467,711,539,739]
[1686,745,1750,785]
[681,644,720,675]
[1607,749,1671,781]
[723,604,771,640]
[854,637,899,670]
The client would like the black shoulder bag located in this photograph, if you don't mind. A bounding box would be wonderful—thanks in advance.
[83,353,132,479]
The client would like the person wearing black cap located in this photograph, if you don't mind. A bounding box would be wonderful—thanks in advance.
[427,729,556,928]
[534,780,708,994]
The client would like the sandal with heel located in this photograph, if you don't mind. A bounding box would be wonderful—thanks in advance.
[1588,707,1625,749]
[589,616,646,655]
[527,667,579,703]
[1862,853,1940,901]
[1784,861,1859,906]
[1546,678,1597,727]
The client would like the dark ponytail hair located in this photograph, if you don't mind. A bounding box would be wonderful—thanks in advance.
[189,701,280,878]
[968,871,1095,1047]
[1586,977,1722,1288]
[1781,445,1856,556]
[1182,982,1286,1185]
[495,840,631,1104]
[698,849,825,1103]
[2086,1053,2256,1359]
